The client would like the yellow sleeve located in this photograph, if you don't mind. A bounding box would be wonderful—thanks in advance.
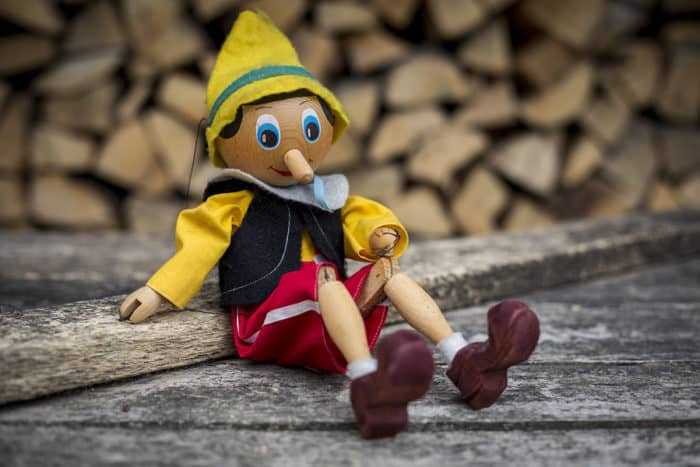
[147,191,253,308]
[341,195,409,262]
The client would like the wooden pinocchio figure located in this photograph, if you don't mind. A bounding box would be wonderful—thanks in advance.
[119,11,540,439]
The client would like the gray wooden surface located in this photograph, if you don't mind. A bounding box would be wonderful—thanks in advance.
[3,210,700,310]
[2,210,700,404]
[0,232,173,310]
[1,258,699,466]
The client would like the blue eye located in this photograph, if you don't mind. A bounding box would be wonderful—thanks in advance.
[255,114,281,150]
[302,108,321,143]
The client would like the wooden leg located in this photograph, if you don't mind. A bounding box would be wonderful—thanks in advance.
[384,272,454,344]
[356,257,399,317]
[318,265,371,363]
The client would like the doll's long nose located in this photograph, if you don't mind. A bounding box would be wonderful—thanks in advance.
[284,149,314,184]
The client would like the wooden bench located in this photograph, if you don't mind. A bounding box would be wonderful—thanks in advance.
[1,210,699,465]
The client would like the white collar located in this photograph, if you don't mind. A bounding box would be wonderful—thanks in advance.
[208,168,349,212]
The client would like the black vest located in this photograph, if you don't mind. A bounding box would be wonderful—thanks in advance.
[204,178,347,307]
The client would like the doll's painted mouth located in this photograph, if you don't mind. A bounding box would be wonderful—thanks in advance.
[268,166,293,176]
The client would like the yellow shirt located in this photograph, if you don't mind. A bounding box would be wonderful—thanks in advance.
[147,192,409,308]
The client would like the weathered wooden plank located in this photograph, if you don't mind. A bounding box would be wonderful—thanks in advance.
[417,301,700,364]
[0,291,232,405]
[401,210,700,308]
[385,260,700,368]
[1,426,698,467]
[0,232,174,309]
[2,258,699,465]
[4,250,700,423]
[2,210,700,404]
[3,210,700,309]
[522,256,700,306]
[1,360,698,426]
[424,257,700,362]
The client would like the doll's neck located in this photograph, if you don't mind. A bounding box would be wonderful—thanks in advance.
[207,168,349,212]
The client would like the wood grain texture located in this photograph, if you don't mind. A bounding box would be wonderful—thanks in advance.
[0,288,233,405]
[2,210,700,404]
[397,209,700,313]
[2,426,697,467]
[1,257,699,465]
[2,360,697,426]
[0,231,174,309]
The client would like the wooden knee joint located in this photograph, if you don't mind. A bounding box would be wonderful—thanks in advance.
[357,257,399,317]
[317,265,338,290]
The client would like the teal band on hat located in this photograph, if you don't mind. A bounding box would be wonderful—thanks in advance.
[208,65,318,126]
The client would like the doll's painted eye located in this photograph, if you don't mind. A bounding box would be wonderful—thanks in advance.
[301,108,321,143]
[255,114,281,150]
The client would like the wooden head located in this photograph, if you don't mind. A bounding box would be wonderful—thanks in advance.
[217,95,334,186]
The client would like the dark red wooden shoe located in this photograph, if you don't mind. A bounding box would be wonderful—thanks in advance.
[447,300,540,410]
[350,329,434,439]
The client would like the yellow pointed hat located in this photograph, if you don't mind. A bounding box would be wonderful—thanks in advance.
[206,10,349,168]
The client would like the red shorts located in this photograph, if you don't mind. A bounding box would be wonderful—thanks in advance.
[231,261,388,373]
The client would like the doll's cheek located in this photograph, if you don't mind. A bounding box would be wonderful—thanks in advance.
[310,136,332,166]
[218,138,240,165]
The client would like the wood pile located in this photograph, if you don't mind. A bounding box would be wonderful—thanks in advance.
[0,0,698,238]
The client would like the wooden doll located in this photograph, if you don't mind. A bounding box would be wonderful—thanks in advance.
[119,11,540,439]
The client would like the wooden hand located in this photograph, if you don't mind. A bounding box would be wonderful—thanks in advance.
[370,227,400,258]
[119,286,165,323]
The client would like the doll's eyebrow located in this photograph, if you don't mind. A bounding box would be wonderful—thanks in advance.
[298,100,311,105]
[255,105,273,110]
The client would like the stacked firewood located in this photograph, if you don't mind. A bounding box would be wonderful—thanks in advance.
[1,0,699,238]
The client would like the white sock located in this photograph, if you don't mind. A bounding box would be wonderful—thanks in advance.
[438,332,468,365]
[346,357,378,379]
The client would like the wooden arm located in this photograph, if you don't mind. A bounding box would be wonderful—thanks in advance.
[119,286,166,323]
[370,227,401,257]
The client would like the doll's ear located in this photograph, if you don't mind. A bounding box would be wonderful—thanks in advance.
[220,108,243,139]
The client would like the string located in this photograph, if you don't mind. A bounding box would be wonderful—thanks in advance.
[185,118,208,209]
